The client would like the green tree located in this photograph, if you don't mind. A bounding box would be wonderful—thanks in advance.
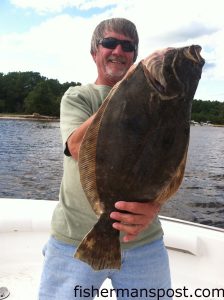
[192,100,224,124]
[1,71,44,113]
[0,71,81,116]
[24,81,58,116]
[0,73,5,112]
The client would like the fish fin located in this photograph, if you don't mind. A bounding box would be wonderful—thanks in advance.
[74,213,121,271]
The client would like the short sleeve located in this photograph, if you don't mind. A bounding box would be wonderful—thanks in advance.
[59,84,111,154]
[60,86,93,149]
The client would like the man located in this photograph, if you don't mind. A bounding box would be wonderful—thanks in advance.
[39,18,171,300]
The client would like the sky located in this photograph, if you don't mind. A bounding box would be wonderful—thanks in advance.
[0,0,224,102]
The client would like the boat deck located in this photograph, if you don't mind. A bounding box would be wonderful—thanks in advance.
[0,198,223,299]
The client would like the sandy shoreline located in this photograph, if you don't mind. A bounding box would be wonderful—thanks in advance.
[0,113,59,122]
[0,114,223,126]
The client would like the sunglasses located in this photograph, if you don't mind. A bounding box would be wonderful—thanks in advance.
[97,37,136,52]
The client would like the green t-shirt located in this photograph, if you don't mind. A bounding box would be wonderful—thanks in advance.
[51,83,163,250]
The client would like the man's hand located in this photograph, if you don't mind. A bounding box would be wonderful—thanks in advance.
[110,201,161,242]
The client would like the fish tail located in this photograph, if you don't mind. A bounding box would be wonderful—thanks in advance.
[74,213,121,270]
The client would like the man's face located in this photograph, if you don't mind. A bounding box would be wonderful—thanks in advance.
[92,31,135,86]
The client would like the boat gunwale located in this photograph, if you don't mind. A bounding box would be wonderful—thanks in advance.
[159,214,224,233]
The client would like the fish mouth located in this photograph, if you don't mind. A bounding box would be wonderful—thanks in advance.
[147,73,165,94]
[142,53,169,96]
[184,45,205,66]
[142,45,205,98]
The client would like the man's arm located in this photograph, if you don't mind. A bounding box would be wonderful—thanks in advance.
[67,114,95,160]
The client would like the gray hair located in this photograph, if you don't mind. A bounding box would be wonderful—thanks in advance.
[90,18,139,62]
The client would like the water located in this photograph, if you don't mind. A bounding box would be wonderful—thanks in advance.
[161,125,224,228]
[0,120,63,200]
[0,119,223,229]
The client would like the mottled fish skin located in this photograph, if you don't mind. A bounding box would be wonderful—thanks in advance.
[75,45,205,270]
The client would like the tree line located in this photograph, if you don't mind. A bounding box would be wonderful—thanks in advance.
[0,71,81,117]
[191,99,224,125]
[0,71,223,124]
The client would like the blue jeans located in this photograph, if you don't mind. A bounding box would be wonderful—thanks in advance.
[38,236,171,300]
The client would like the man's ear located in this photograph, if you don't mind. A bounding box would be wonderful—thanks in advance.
[91,52,97,63]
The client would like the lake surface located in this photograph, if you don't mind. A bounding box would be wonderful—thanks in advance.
[0,119,223,229]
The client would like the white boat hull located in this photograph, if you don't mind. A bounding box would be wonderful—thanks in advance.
[0,198,223,299]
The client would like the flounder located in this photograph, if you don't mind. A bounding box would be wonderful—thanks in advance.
[75,45,205,270]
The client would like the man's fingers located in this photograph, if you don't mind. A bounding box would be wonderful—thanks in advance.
[110,211,146,226]
[112,221,142,235]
